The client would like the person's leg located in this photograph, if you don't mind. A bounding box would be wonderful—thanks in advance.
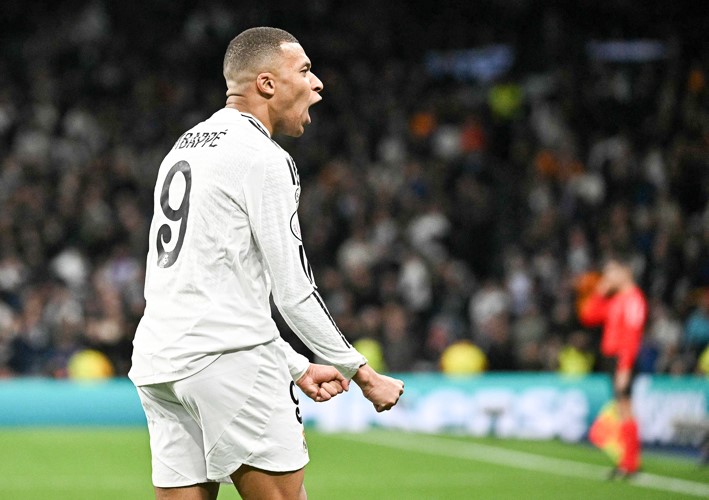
[154,482,220,500]
[163,345,308,497]
[617,395,640,473]
[614,369,640,474]
[181,345,309,491]
[615,394,633,421]
[137,384,219,497]
[613,369,632,419]
[231,465,306,500]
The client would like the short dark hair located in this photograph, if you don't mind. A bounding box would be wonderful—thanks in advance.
[223,27,299,80]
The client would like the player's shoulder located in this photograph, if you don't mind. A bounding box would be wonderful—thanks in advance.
[623,286,648,310]
[237,113,278,145]
[629,286,647,302]
[234,115,292,165]
[177,109,295,178]
[220,109,285,155]
[230,111,295,169]
[234,113,292,162]
[171,109,282,154]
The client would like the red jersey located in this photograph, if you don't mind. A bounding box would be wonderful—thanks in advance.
[579,286,647,371]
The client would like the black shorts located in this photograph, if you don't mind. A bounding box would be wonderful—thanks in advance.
[599,356,636,398]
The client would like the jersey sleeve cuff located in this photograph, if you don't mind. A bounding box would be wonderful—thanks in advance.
[336,354,368,380]
[289,353,310,381]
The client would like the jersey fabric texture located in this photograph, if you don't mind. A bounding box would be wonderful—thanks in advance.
[580,286,647,371]
[129,108,366,386]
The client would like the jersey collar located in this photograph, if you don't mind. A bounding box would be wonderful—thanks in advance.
[239,112,271,139]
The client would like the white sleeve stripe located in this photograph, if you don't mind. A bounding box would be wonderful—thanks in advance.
[312,290,352,348]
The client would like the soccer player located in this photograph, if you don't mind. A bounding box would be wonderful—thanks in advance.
[129,27,404,500]
[580,254,647,477]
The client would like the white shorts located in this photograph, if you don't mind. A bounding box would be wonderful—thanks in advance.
[136,341,309,488]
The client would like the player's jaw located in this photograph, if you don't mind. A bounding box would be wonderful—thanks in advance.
[282,84,322,137]
[294,71,323,135]
[303,88,322,126]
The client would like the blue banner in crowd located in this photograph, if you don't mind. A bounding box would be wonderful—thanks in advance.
[1,374,706,444]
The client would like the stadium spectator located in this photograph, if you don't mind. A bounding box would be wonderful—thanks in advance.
[558,330,595,376]
[684,290,709,356]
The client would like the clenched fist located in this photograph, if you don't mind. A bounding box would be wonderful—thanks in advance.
[352,364,404,412]
[296,363,349,402]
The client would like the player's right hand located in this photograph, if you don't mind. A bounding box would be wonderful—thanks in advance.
[296,363,350,403]
[352,364,404,412]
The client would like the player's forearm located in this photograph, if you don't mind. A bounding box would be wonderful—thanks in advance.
[277,292,366,379]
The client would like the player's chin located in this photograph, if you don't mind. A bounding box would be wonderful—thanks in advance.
[283,127,305,138]
[282,113,311,137]
[288,121,307,137]
[291,118,310,137]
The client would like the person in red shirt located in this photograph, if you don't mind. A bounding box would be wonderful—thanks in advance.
[580,254,647,477]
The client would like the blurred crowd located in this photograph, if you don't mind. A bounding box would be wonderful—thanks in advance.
[0,1,707,378]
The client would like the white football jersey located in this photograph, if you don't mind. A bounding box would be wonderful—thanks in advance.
[129,108,366,386]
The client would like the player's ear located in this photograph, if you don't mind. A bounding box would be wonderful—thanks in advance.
[256,72,276,97]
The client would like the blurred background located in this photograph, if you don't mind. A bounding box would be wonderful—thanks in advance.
[0,0,706,381]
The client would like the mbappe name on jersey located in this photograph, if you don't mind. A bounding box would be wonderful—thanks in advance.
[173,129,228,150]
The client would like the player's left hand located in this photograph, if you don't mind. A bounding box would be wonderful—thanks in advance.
[296,363,349,402]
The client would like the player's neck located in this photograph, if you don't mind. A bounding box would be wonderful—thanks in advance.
[225,95,274,136]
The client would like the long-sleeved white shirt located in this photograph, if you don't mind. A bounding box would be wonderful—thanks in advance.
[129,108,366,386]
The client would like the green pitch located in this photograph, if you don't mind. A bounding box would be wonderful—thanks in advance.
[0,428,707,499]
